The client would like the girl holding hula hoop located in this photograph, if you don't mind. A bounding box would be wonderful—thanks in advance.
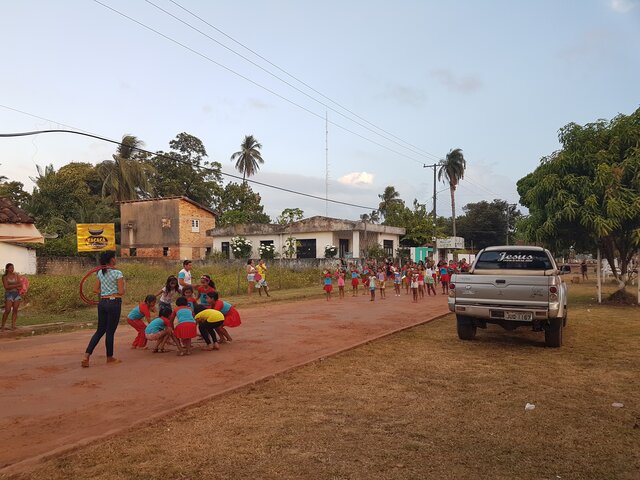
[81,251,125,368]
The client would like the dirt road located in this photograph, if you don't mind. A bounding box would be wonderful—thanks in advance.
[0,292,448,474]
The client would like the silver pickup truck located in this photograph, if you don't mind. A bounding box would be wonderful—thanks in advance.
[448,246,568,347]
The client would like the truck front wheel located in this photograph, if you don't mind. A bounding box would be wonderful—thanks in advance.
[457,315,477,340]
[545,318,563,348]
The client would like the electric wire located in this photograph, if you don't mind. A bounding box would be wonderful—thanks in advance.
[148,0,442,162]
[92,0,426,165]
[0,129,380,210]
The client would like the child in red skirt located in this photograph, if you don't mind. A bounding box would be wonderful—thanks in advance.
[322,270,333,300]
[126,294,156,349]
[205,291,240,342]
[170,297,197,356]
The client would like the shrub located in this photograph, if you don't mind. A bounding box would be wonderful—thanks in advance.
[324,245,338,258]
[230,236,253,259]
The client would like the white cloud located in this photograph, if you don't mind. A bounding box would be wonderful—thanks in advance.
[337,171,374,186]
[431,69,483,93]
[609,0,637,13]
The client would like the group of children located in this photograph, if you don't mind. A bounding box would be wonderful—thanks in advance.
[126,274,241,356]
[322,258,469,303]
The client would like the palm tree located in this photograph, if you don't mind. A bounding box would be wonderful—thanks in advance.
[437,148,466,238]
[0,164,7,182]
[99,135,153,202]
[378,185,402,220]
[230,135,264,183]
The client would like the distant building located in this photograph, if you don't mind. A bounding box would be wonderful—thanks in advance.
[207,216,405,259]
[0,197,44,274]
[120,196,216,260]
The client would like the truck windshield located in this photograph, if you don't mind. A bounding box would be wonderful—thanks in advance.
[475,250,553,270]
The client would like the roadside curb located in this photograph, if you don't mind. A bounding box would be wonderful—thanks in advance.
[0,309,452,476]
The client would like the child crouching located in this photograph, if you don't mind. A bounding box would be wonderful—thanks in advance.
[144,306,175,353]
[194,308,225,351]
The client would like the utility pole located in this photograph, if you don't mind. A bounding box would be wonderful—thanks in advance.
[424,163,438,257]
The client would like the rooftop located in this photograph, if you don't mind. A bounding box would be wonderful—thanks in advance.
[118,196,216,216]
[0,197,34,224]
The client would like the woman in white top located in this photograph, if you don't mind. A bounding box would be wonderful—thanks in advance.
[246,259,257,296]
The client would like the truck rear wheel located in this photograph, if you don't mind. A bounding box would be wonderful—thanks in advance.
[545,318,563,348]
[456,315,477,340]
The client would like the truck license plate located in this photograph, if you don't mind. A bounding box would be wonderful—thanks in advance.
[505,311,533,321]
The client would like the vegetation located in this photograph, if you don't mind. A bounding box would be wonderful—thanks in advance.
[437,148,467,238]
[97,135,153,202]
[230,134,264,183]
[456,199,522,249]
[517,108,640,299]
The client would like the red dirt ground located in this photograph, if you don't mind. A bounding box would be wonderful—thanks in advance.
[0,292,448,475]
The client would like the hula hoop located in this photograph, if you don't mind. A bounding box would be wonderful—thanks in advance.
[79,265,114,306]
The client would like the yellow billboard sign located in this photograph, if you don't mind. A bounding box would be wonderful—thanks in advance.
[76,223,116,252]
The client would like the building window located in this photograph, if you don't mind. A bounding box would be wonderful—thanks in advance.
[129,248,137,257]
[205,247,212,257]
[297,239,316,259]
[191,219,200,233]
[163,247,169,257]
[383,240,394,257]
[221,242,230,259]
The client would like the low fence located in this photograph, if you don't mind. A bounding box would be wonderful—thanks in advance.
[36,256,346,275]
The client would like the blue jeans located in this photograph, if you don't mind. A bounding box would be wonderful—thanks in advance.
[85,298,122,357]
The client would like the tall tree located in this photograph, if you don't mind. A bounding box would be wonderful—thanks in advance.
[230,135,264,183]
[217,182,270,225]
[456,200,522,249]
[98,135,153,202]
[147,133,222,207]
[517,108,640,298]
[0,181,31,210]
[437,148,467,238]
[378,186,403,221]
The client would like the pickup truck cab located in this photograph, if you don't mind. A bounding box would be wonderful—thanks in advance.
[448,246,568,347]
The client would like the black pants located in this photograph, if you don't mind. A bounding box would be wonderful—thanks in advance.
[199,321,224,344]
[86,298,122,357]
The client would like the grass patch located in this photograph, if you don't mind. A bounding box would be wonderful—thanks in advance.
[8,276,639,479]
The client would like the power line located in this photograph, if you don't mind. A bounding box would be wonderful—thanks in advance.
[143,0,440,162]
[163,0,442,162]
[92,0,426,165]
[0,128,379,210]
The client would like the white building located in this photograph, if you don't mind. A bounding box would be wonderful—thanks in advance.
[0,198,44,274]
[207,216,405,259]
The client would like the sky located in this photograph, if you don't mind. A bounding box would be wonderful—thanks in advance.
[1,0,639,221]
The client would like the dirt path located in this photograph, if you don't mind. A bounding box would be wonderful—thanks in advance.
[0,292,448,474]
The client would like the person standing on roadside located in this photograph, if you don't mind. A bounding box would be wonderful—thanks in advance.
[256,258,271,297]
[580,259,588,280]
[1,263,22,330]
[81,251,125,367]
[246,259,257,296]
[178,260,193,291]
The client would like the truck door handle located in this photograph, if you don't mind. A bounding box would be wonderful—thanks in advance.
[495,280,506,284]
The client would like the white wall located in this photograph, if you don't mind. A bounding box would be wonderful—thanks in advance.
[212,231,340,259]
[0,243,37,274]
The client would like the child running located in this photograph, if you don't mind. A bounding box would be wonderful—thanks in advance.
[157,276,180,311]
[144,306,175,353]
[171,297,197,356]
[126,294,156,349]
[377,268,386,299]
[194,308,225,351]
[206,291,239,342]
[196,274,216,305]
[323,270,333,301]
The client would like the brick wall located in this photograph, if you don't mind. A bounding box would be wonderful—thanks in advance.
[177,200,215,260]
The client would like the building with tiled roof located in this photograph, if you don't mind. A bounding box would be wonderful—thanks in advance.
[0,197,43,274]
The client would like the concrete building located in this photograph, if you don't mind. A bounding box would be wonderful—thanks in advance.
[207,216,405,259]
[120,196,216,260]
[0,197,44,274]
